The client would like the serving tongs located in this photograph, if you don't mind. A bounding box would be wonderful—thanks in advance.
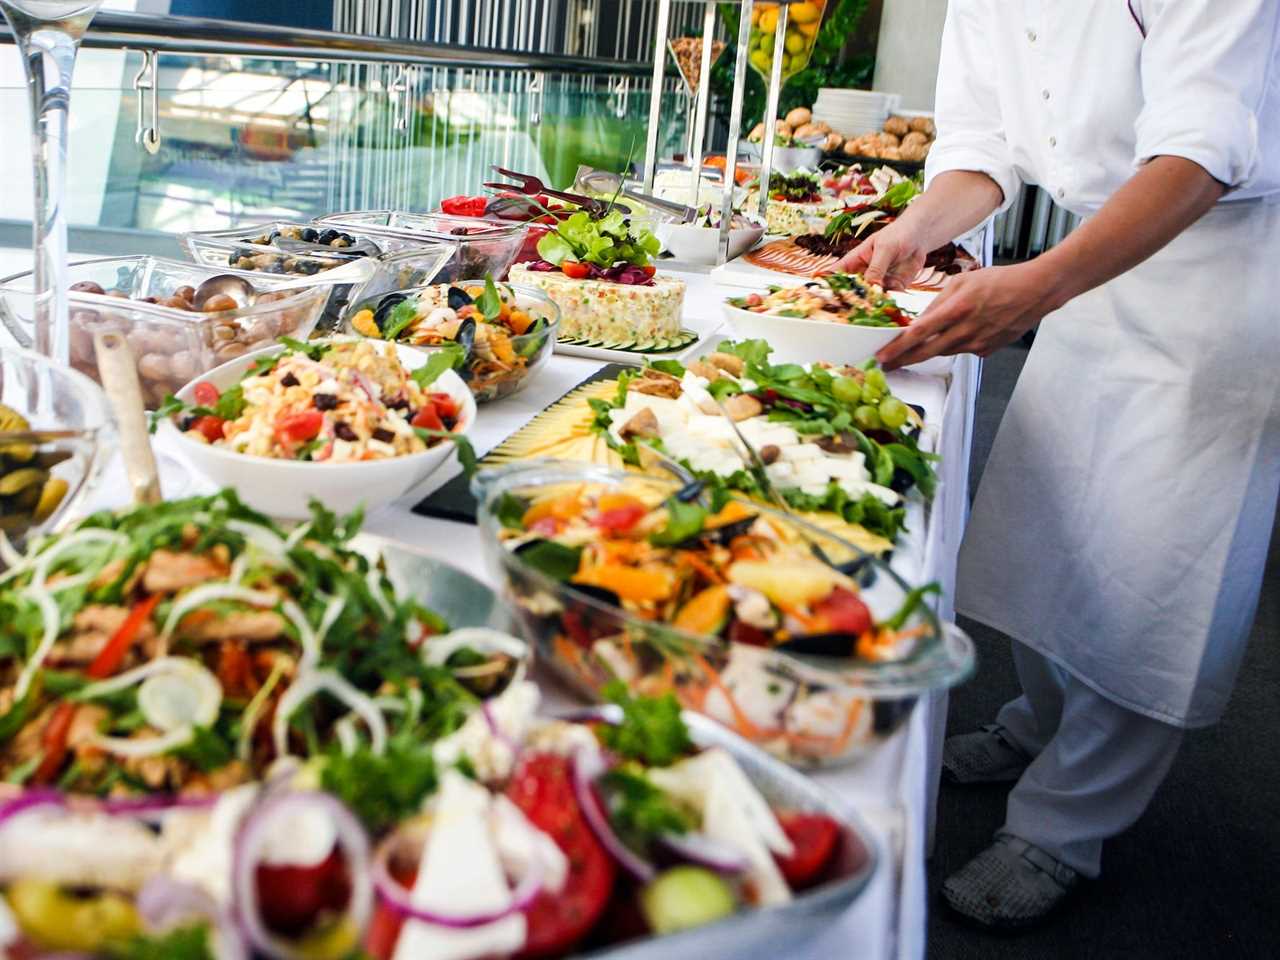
[575,167,700,224]
[94,331,161,506]
[484,166,631,218]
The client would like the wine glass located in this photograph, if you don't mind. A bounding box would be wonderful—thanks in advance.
[0,0,103,365]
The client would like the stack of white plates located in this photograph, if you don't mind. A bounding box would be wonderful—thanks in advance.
[812,87,902,137]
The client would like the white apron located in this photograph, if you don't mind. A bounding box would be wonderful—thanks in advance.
[956,196,1280,728]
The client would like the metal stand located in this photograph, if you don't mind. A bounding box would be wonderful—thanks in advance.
[641,1,800,266]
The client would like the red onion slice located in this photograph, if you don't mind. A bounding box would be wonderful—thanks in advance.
[571,750,655,883]
[0,788,64,826]
[370,831,544,929]
[232,790,372,960]
[137,877,248,960]
[102,793,218,818]
[658,832,749,874]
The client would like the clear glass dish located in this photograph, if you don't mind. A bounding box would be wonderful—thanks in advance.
[345,279,560,403]
[473,461,975,768]
[316,210,530,282]
[0,256,332,408]
[0,347,109,549]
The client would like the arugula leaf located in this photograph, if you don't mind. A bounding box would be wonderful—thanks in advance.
[148,394,187,434]
[211,384,246,421]
[476,275,503,321]
[413,428,477,477]
[648,497,707,547]
[172,724,235,772]
[411,344,466,389]
[718,339,772,368]
[494,492,530,530]
[884,582,941,631]
[599,681,693,767]
[319,735,438,834]
[278,335,329,361]
[382,299,420,341]
[517,540,583,582]
[108,923,212,960]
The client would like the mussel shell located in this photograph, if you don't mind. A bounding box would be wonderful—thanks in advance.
[774,632,859,658]
[372,293,408,332]
[566,582,622,609]
[455,316,477,352]
[675,479,706,504]
[447,285,473,311]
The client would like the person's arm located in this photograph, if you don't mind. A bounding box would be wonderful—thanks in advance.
[875,157,1223,369]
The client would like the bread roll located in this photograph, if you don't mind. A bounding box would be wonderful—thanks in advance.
[843,139,864,157]
[908,116,936,137]
[812,120,831,134]
[880,146,903,160]
[901,131,928,148]
[883,115,910,137]
[823,132,844,152]
[878,131,901,147]
[794,122,822,140]
[748,121,766,143]
[785,106,812,127]
[899,141,929,162]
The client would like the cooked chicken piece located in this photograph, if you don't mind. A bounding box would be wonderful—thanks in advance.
[89,557,144,595]
[619,407,661,441]
[707,351,746,376]
[629,369,683,399]
[68,704,110,774]
[143,549,230,593]
[178,609,287,643]
[125,747,185,790]
[5,705,54,768]
[49,605,158,666]
[74,604,130,635]
[686,360,724,381]
[722,393,764,422]
[184,760,251,795]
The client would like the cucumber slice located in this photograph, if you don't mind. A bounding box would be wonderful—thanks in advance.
[640,866,737,935]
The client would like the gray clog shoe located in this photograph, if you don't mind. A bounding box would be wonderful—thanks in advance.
[942,832,1080,929]
[941,724,1031,784]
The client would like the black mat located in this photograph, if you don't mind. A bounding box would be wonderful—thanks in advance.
[411,362,633,526]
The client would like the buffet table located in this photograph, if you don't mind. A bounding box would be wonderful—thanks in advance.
[64,267,977,960]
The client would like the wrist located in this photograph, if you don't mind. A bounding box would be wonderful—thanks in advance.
[1020,249,1079,313]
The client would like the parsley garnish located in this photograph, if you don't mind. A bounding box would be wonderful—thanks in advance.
[598,681,692,767]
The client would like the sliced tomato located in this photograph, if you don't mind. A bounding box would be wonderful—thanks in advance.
[427,392,459,420]
[257,847,352,938]
[594,504,647,533]
[274,409,324,446]
[411,402,444,431]
[774,812,841,891]
[87,593,162,679]
[192,381,221,407]
[31,702,77,786]
[809,587,873,638]
[507,753,616,958]
[190,415,226,443]
[560,260,591,280]
[365,901,406,960]
[439,195,488,217]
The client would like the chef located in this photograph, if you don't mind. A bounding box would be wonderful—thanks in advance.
[839,0,1280,929]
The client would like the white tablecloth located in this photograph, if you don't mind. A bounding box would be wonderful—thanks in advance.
[79,268,978,960]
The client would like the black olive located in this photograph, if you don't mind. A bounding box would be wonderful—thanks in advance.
[446,286,473,310]
[441,416,456,431]
[373,293,407,332]
[180,415,199,431]
[317,228,340,245]
[267,230,281,244]
[385,396,409,411]
[281,372,300,388]
[313,392,338,409]
[371,427,394,443]
[450,226,469,236]
[300,227,319,243]
[334,421,357,441]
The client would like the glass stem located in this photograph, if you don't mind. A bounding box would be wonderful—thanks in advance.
[11,17,89,364]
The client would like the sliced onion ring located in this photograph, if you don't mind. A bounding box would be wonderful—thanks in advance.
[0,788,65,826]
[659,832,749,874]
[571,749,655,883]
[232,790,373,960]
[370,828,544,928]
[138,876,248,960]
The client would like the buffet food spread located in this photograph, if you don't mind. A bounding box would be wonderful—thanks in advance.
[0,30,983,952]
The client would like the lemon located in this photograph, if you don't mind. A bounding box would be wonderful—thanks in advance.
[785,32,806,54]
[790,1,821,25]
[750,48,773,72]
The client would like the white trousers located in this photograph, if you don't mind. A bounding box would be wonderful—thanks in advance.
[994,641,1185,878]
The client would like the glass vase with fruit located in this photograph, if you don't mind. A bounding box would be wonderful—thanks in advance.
[747,1,827,86]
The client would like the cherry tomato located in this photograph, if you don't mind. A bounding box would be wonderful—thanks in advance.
[886,307,911,328]
[189,415,226,443]
[192,381,221,407]
[257,847,352,937]
[594,504,647,533]
[560,260,591,280]
[411,402,443,432]
[427,392,459,421]
[809,587,873,638]
[640,265,657,279]
[439,195,488,217]
[773,812,841,891]
[274,409,324,446]
[506,754,616,958]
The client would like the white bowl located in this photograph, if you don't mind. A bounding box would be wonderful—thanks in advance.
[657,221,765,264]
[162,339,476,520]
[741,143,825,174]
[721,303,904,366]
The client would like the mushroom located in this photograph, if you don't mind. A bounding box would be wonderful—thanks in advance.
[721,393,764,422]
[618,407,661,440]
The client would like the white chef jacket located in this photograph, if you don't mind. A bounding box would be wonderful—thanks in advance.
[925,0,1280,217]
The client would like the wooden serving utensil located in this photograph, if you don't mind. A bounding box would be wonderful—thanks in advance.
[93,330,161,505]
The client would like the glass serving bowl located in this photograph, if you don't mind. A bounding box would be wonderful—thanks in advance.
[345,279,560,403]
[315,210,530,283]
[473,461,975,768]
[748,1,829,85]
[0,256,332,409]
[0,348,109,550]
[183,226,454,336]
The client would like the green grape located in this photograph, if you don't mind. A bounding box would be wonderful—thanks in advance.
[865,368,889,395]
[854,405,883,432]
[831,375,862,406]
[861,383,883,404]
[879,397,909,430]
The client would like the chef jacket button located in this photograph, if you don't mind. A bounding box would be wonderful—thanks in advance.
[1056,188,1066,199]
[1042,89,1051,100]
[1049,136,1057,147]
[1027,28,1037,41]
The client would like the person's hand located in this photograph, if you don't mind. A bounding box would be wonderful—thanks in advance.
[837,220,927,290]
[875,261,1062,370]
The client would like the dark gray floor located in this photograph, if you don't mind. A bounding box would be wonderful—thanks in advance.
[927,342,1280,959]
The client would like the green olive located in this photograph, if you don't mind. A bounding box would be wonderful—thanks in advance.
[6,878,141,952]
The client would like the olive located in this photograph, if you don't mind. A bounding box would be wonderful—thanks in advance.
[317,228,341,245]
[372,293,407,332]
[300,227,319,243]
[69,280,105,295]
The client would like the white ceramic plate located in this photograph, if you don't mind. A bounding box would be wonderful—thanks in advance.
[721,303,904,366]
[161,338,477,520]
[656,221,766,264]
